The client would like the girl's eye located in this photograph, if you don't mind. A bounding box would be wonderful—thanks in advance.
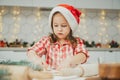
[62,25,67,27]
[54,25,58,27]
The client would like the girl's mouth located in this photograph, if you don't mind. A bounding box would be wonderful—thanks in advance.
[58,33,63,35]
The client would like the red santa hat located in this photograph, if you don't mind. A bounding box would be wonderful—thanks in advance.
[49,4,81,32]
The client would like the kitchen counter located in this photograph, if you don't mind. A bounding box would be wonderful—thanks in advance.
[0,47,120,52]
[0,47,120,63]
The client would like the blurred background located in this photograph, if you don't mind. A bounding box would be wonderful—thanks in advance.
[0,0,120,63]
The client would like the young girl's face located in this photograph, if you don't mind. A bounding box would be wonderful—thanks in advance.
[52,13,71,40]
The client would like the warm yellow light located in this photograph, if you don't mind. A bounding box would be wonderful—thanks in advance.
[117,25,120,28]
[36,12,41,17]
[101,16,105,20]
[0,16,2,32]
[81,13,86,18]
[105,39,108,43]
[16,11,20,15]
[1,9,4,14]
[13,10,17,15]
[0,25,2,32]
[0,34,3,39]
[12,7,20,15]
[101,10,106,16]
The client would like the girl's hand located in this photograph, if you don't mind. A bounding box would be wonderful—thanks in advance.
[57,57,78,70]
[32,57,48,70]
[27,50,48,70]
[41,60,48,70]
[56,65,84,76]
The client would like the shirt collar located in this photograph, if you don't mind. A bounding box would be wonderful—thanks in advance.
[54,40,71,46]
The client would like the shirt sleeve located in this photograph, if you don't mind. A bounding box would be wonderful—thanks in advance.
[74,38,89,62]
[27,36,49,57]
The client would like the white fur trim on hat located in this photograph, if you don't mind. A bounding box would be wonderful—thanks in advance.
[49,6,79,32]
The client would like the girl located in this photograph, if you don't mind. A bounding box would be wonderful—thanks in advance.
[27,4,89,70]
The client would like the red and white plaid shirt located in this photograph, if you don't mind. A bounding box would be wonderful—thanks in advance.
[28,36,88,69]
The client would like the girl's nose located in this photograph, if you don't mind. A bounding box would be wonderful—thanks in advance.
[58,27,62,31]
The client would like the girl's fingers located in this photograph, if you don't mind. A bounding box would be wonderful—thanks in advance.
[41,61,48,71]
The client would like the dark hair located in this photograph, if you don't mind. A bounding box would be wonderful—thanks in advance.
[49,12,77,48]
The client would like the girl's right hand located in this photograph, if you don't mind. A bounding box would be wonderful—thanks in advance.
[27,50,48,70]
